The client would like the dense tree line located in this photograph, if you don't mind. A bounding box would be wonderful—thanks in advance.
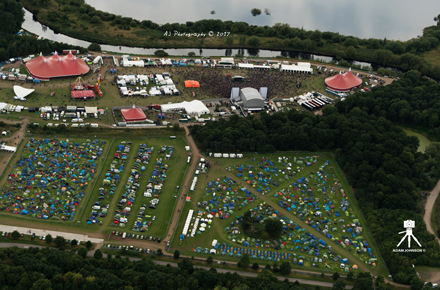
[335,70,440,137]
[189,72,440,284]
[0,247,317,290]
[0,0,84,62]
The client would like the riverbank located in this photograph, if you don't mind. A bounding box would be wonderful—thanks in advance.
[20,0,382,64]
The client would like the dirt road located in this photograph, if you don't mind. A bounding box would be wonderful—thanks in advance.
[164,124,202,243]
[424,180,440,246]
[0,117,29,176]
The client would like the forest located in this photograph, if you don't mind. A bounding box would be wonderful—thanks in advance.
[0,246,329,290]
[189,71,440,284]
[0,0,84,62]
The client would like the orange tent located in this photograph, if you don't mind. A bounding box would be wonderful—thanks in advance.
[184,80,200,88]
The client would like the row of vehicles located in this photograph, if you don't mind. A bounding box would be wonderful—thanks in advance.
[112,143,149,229]
[105,244,159,254]
[41,111,99,120]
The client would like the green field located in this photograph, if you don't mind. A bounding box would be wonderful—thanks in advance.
[170,152,386,275]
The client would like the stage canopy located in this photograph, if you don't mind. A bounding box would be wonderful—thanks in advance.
[325,69,362,92]
[26,51,90,80]
[121,105,146,122]
[13,86,34,99]
[184,80,200,88]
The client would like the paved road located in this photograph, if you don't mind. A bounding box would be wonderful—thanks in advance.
[0,243,349,288]
[0,225,104,244]
[424,180,440,246]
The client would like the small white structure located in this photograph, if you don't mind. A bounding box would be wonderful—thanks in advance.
[1,131,7,136]
[13,85,35,101]
[0,145,16,153]
[121,55,144,67]
[85,107,98,114]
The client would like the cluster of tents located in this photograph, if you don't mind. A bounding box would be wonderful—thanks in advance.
[194,244,295,261]
[196,176,258,220]
[2,139,105,221]
[222,201,366,267]
[228,156,318,193]
[268,161,373,257]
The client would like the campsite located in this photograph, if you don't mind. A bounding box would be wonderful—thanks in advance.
[73,137,188,238]
[172,152,384,274]
[0,135,188,238]
[0,138,107,221]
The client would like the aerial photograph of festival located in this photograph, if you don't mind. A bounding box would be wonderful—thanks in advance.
[0,0,440,289]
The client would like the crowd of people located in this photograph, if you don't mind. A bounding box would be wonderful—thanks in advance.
[175,67,317,99]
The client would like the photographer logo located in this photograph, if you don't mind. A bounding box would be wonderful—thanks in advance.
[392,220,425,253]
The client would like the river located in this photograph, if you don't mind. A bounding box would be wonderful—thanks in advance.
[21,9,374,69]
[87,0,440,40]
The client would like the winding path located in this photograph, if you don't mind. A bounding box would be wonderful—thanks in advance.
[423,180,440,246]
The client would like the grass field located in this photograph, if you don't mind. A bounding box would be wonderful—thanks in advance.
[170,152,386,275]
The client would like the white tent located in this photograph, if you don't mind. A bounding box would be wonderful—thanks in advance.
[280,63,313,73]
[121,55,144,67]
[85,107,98,114]
[161,100,210,117]
[238,63,254,69]
[162,87,171,95]
[13,86,35,99]
[149,88,161,96]
[92,56,102,65]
